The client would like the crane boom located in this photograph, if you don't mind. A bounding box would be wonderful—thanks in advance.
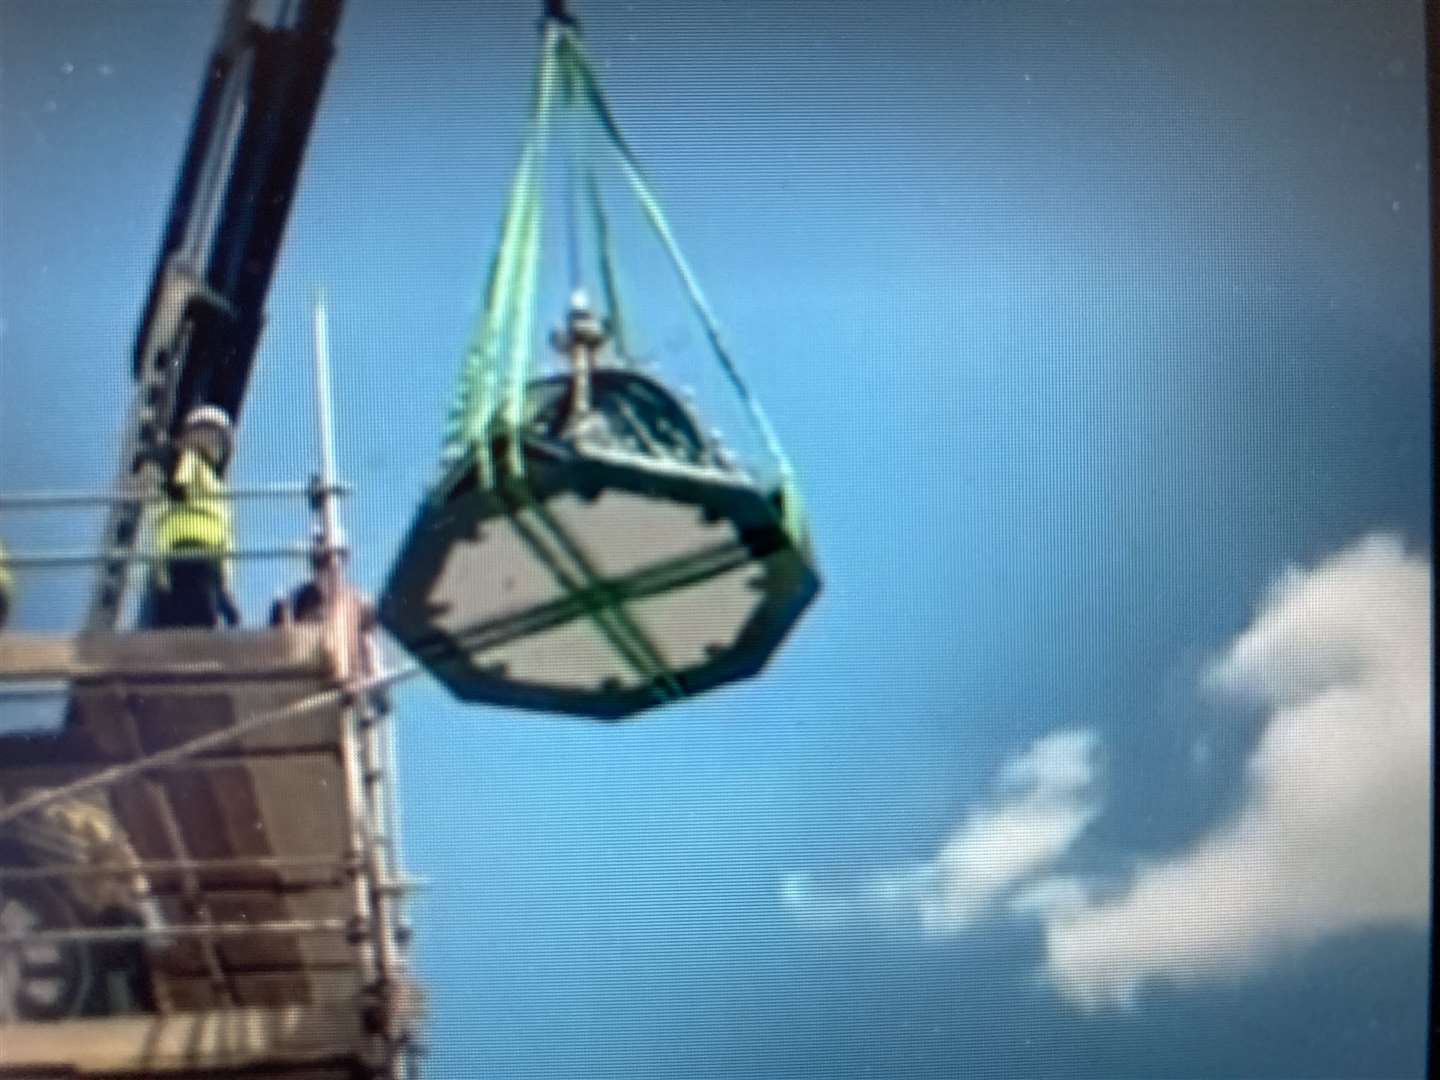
[86,0,344,631]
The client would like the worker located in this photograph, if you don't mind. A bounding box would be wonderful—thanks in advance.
[268,550,392,714]
[144,405,240,629]
[268,528,330,627]
[268,578,324,627]
[0,536,12,630]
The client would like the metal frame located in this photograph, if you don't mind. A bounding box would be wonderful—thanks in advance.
[86,0,345,634]
[0,482,349,511]
[0,299,420,1079]
[1,545,329,570]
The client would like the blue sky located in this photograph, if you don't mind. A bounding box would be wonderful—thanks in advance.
[0,2,1432,1077]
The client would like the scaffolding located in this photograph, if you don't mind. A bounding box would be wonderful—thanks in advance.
[0,300,421,1079]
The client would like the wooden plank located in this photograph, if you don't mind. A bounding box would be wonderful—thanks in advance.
[0,628,370,1020]
[0,1003,370,1074]
[0,628,334,684]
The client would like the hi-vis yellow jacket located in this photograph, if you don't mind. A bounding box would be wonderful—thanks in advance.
[155,449,234,583]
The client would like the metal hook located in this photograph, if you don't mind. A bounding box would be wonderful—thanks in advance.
[543,0,578,30]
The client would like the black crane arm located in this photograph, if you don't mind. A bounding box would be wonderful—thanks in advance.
[89,0,344,631]
[133,0,344,431]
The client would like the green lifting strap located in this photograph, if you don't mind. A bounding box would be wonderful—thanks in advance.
[557,32,808,544]
[438,22,562,494]
[587,168,633,362]
[504,482,686,703]
[437,20,809,547]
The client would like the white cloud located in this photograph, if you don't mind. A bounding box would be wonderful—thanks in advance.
[780,533,1432,1014]
[779,729,1101,934]
[1038,533,1432,1009]
[779,871,859,931]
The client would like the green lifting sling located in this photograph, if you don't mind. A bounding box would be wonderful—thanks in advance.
[380,8,819,719]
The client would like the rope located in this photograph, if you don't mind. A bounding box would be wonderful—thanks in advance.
[503,484,680,702]
[564,162,582,298]
[587,168,632,362]
[436,22,810,546]
[559,32,807,540]
[504,157,548,476]
[439,23,563,491]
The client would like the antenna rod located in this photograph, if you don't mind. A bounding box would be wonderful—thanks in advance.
[309,285,355,678]
[311,287,345,571]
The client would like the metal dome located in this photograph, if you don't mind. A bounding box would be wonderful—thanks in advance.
[380,373,818,720]
[521,368,714,469]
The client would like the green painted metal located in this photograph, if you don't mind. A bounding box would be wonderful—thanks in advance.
[390,12,821,718]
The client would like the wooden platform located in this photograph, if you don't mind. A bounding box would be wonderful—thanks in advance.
[0,626,386,1063]
[0,626,333,685]
[0,1002,368,1076]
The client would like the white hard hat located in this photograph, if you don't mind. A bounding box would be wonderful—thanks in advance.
[184,405,232,432]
